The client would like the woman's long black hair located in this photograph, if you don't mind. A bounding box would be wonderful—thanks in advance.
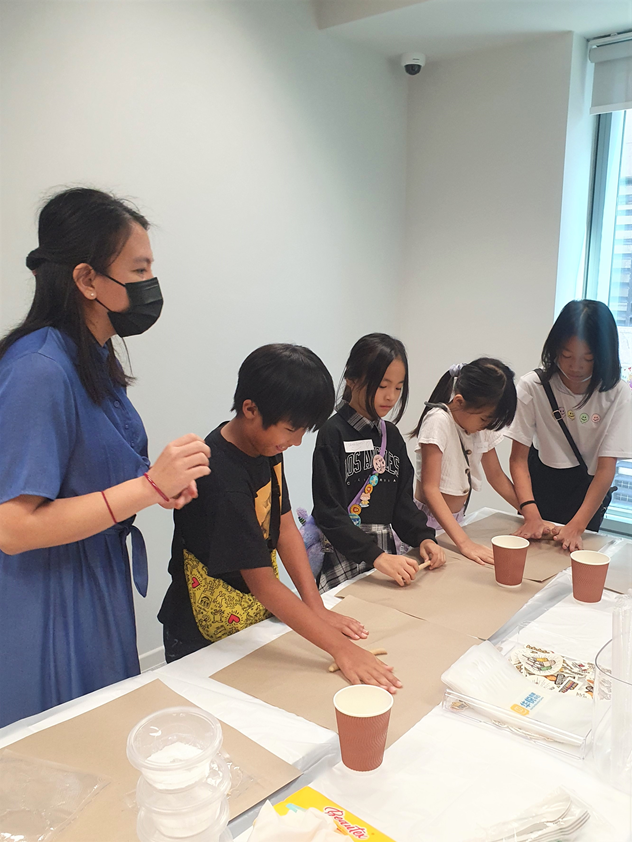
[341,333,409,424]
[411,357,517,438]
[541,299,620,407]
[0,187,149,403]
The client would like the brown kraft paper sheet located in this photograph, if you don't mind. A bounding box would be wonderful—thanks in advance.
[211,595,477,748]
[437,511,612,582]
[336,549,546,639]
[1,679,299,841]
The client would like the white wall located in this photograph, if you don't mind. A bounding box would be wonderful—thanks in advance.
[0,1,407,663]
[398,33,581,511]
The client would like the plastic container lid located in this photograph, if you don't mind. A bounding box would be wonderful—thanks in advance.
[127,707,223,792]
[137,800,230,842]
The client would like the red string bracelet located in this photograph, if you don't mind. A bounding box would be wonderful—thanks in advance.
[144,472,170,503]
[101,490,117,525]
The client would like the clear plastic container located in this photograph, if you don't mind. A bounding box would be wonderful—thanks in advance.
[136,799,230,842]
[127,707,223,791]
[137,775,229,837]
[591,638,632,794]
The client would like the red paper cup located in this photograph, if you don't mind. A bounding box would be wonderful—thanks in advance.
[333,685,393,772]
[491,535,529,588]
[571,550,610,603]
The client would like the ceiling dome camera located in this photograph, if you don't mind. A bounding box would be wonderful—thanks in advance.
[401,52,426,76]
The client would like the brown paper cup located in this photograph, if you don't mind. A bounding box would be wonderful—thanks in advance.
[571,550,610,603]
[491,535,529,588]
[333,685,393,772]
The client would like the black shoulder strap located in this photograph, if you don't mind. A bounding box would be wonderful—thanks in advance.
[534,369,589,474]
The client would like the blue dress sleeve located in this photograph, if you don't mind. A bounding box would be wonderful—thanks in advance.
[0,352,76,504]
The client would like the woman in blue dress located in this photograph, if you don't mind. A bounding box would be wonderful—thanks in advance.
[0,188,210,728]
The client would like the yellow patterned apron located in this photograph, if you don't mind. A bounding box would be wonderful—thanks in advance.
[184,548,280,643]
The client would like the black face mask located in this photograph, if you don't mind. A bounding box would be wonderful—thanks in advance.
[97,274,164,337]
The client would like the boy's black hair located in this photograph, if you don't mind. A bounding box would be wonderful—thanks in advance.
[411,357,517,437]
[341,333,409,425]
[232,344,334,430]
[541,299,620,406]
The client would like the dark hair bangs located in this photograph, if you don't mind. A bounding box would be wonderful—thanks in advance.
[541,299,620,405]
[341,333,409,424]
[232,344,334,431]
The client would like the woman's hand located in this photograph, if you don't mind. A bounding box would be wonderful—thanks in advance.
[551,522,583,552]
[420,539,445,569]
[147,434,210,501]
[374,553,419,586]
[158,480,199,510]
[318,608,368,641]
[333,642,402,694]
[457,538,494,566]
[514,515,554,541]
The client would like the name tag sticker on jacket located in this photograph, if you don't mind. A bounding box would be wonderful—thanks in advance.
[344,439,375,453]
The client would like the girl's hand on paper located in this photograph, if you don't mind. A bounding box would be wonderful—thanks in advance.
[335,643,402,694]
[374,552,418,586]
[550,522,583,552]
[513,515,554,541]
[457,538,494,566]
[419,539,446,569]
[320,609,368,640]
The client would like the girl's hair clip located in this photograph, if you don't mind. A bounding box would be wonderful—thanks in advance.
[449,363,464,378]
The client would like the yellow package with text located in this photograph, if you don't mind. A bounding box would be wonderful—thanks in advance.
[274,786,395,840]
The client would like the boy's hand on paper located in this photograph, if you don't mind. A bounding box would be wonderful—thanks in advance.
[550,522,583,552]
[457,538,493,566]
[320,609,368,640]
[335,642,402,694]
[374,553,418,586]
[419,539,445,569]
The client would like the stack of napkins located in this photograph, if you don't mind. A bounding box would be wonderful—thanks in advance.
[441,642,592,743]
[249,800,342,841]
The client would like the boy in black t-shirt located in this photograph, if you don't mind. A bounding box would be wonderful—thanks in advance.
[159,344,401,693]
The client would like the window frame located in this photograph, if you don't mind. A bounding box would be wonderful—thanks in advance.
[583,109,632,539]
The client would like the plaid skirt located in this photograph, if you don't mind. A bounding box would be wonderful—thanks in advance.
[317,524,396,593]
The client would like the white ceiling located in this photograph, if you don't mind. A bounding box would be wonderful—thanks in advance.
[321,0,632,61]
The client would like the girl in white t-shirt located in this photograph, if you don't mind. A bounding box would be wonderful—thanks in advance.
[508,300,632,552]
[412,358,519,565]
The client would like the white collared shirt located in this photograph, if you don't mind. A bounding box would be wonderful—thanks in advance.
[506,371,632,474]
[414,406,504,495]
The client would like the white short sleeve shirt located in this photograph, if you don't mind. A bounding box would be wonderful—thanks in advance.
[414,406,504,495]
[506,371,632,475]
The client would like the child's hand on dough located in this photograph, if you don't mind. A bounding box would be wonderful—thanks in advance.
[420,539,445,569]
[334,642,402,694]
[374,553,419,586]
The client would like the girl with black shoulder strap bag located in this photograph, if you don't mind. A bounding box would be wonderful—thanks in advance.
[527,369,616,533]
[508,301,632,552]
